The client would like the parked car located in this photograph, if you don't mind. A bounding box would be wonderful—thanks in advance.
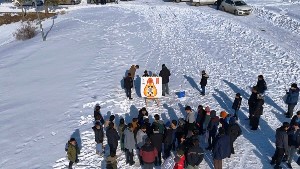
[13,0,43,6]
[59,0,81,5]
[87,0,115,3]
[191,0,216,6]
[220,0,252,15]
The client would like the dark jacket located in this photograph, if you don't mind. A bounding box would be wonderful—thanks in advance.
[226,121,242,142]
[92,126,104,144]
[256,79,267,94]
[106,128,120,148]
[152,120,165,134]
[145,122,152,137]
[207,111,220,136]
[140,143,158,163]
[187,145,204,166]
[248,92,257,114]
[232,97,242,111]
[159,66,171,84]
[196,108,206,127]
[212,134,231,160]
[164,128,174,144]
[150,131,164,152]
[287,127,300,147]
[291,115,300,126]
[138,110,148,126]
[94,110,104,124]
[253,99,264,116]
[286,88,300,105]
[124,76,133,89]
[175,125,185,144]
[200,73,209,87]
[275,127,289,153]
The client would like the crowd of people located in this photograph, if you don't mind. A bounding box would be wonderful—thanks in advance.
[64,65,300,169]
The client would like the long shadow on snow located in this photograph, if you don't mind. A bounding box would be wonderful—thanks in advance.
[223,80,250,99]
[184,75,202,93]
[135,75,141,97]
[178,103,187,118]
[163,103,179,121]
[120,70,129,90]
[70,129,82,150]
[125,105,139,124]
[213,89,234,114]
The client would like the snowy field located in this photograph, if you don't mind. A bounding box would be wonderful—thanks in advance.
[0,0,300,168]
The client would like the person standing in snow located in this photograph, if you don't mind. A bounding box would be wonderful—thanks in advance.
[106,122,120,156]
[124,123,136,166]
[186,139,204,169]
[196,105,206,135]
[291,111,300,126]
[286,123,300,168]
[67,138,79,169]
[203,106,211,133]
[92,122,104,155]
[248,86,258,119]
[140,137,158,169]
[250,94,264,130]
[163,121,177,159]
[200,70,209,96]
[256,75,267,94]
[232,93,242,120]
[150,126,164,166]
[212,127,231,169]
[94,104,104,124]
[226,117,242,154]
[185,106,196,137]
[176,118,186,146]
[151,114,165,134]
[285,83,300,118]
[271,122,290,169]
[206,110,220,151]
[136,125,148,165]
[118,118,127,152]
[129,65,139,80]
[220,111,229,130]
[124,73,133,100]
[174,149,185,169]
[143,70,149,77]
[159,64,171,96]
[138,107,149,126]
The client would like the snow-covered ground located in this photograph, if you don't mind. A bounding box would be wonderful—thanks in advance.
[1,0,300,168]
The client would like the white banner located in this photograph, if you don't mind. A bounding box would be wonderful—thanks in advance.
[141,77,162,98]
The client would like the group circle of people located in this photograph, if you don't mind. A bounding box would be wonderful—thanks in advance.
[65,65,300,169]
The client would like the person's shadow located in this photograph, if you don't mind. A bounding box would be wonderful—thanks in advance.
[70,129,82,150]
[183,75,201,93]
[120,70,129,90]
[163,103,179,121]
[135,75,141,97]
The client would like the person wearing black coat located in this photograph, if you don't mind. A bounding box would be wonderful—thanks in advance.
[200,70,209,95]
[150,126,164,166]
[94,104,104,124]
[291,111,300,126]
[163,121,173,159]
[286,123,300,168]
[213,127,231,169]
[248,86,258,119]
[124,73,133,100]
[250,94,264,130]
[216,0,222,10]
[271,122,290,169]
[196,105,206,134]
[159,64,171,96]
[186,139,204,169]
[138,107,149,126]
[256,75,267,94]
[92,122,104,155]
[232,93,242,120]
[226,117,242,154]
[106,122,120,156]
[176,119,186,146]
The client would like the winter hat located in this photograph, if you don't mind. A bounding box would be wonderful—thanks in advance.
[95,121,101,126]
[198,105,203,109]
[109,115,115,122]
[220,111,228,119]
[236,93,241,97]
[162,64,166,68]
[141,107,147,112]
[210,110,217,117]
[70,138,76,142]
[202,70,206,74]
[282,122,290,128]
[144,70,148,73]
[292,83,298,88]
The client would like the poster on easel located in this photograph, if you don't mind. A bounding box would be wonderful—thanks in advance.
[141,77,162,98]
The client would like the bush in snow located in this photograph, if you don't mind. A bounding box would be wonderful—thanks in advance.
[13,21,37,41]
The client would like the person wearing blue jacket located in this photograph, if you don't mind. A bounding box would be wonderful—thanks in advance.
[286,123,300,168]
[212,127,231,169]
[285,83,300,118]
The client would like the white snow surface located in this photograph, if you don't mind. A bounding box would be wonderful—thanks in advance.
[1,0,300,168]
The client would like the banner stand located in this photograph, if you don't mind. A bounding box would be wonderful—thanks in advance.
[145,98,159,107]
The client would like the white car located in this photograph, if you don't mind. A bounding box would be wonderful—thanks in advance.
[220,0,252,15]
[191,0,216,6]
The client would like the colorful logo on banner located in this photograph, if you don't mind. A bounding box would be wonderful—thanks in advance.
[141,77,162,98]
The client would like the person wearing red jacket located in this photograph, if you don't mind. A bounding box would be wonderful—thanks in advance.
[140,138,158,169]
[174,149,185,169]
